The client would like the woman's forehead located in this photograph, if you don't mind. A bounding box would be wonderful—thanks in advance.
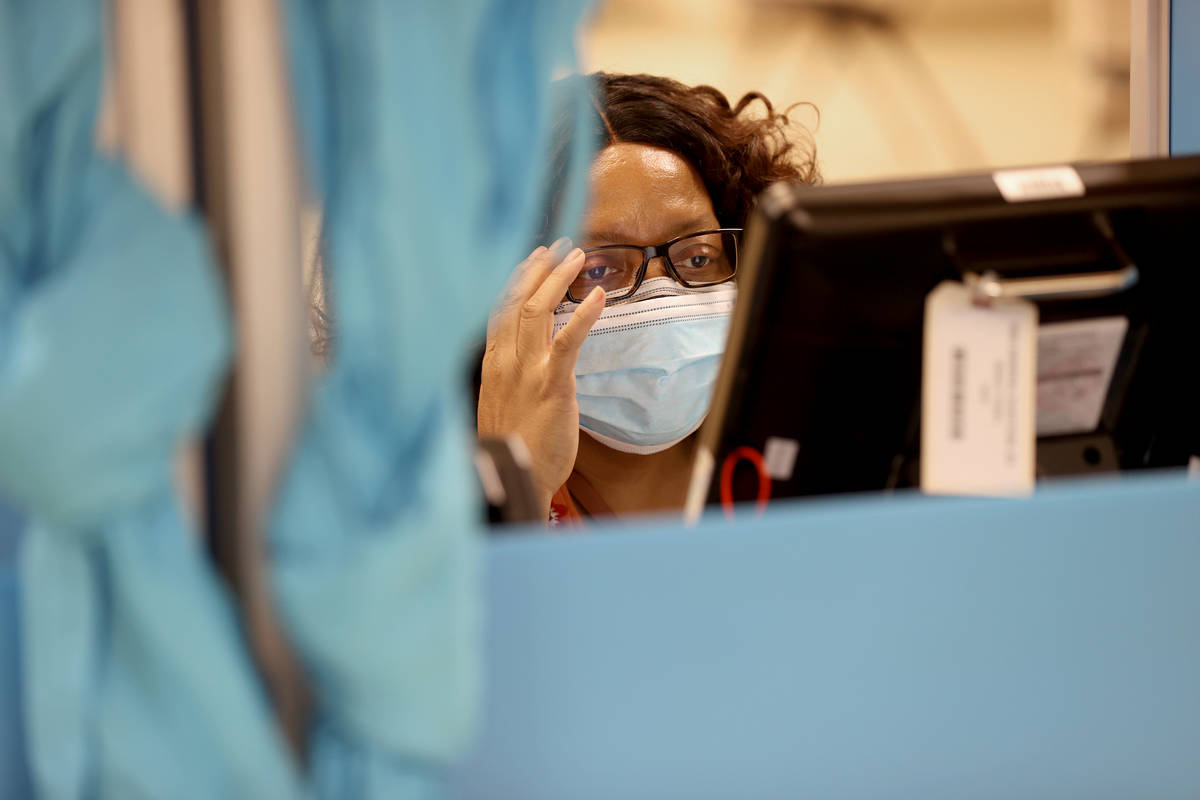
[582,143,717,245]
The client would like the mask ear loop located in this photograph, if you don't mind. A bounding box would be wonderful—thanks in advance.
[719,446,771,520]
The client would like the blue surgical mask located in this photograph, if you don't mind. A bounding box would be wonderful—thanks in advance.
[553,277,736,454]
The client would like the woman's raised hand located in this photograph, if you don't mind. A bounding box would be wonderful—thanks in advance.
[477,240,606,515]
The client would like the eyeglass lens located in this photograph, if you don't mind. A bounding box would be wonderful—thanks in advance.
[568,231,738,302]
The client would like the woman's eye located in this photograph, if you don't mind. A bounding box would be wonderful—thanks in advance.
[584,265,611,281]
[674,248,720,270]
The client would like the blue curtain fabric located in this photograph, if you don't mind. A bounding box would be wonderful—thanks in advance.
[274,0,594,783]
[0,1,299,797]
[0,499,31,798]
[0,0,593,797]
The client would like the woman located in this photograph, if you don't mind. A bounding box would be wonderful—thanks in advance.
[477,72,818,523]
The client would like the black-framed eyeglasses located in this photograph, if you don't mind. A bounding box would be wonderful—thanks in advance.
[566,228,742,304]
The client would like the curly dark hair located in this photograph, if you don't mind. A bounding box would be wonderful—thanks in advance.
[590,72,819,227]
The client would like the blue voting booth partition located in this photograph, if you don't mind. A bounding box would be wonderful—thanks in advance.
[450,473,1200,800]
[6,477,1198,798]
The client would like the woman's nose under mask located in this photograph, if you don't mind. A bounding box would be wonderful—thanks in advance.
[553,276,736,455]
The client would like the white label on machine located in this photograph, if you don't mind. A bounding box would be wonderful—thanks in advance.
[763,437,800,481]
[992,165,1085,203]
[1036,316,1128,437]
[921,281,1037,496]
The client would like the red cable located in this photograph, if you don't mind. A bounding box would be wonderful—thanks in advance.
[719,446,771,521]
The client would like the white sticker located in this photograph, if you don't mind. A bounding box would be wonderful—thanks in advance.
[763,437,800,481]
[1036,317,1128,437]
[921,281,1037,496]
[992,165,1085,203]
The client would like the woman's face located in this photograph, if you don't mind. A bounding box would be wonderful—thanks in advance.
[579,143,720,284]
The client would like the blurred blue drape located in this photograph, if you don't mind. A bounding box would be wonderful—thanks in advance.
[0,1,296,797]
[0,499,31,798]
[274,2,594,782]
[0,0,593,797]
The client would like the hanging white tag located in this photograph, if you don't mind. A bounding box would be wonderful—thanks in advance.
[921,281,1037,496]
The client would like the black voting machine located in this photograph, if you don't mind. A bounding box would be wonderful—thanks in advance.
[698,156,1200,508]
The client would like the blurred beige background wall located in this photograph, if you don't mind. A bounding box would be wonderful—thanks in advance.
[581,0,1130,183]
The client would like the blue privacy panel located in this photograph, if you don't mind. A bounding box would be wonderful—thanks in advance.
[451,474,1200,799]
[1172,0,1200,153]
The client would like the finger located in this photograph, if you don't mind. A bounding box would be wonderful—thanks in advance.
[504,238,572,307]
[524,246,588,321]
[515,247,586,354]
[548,286,605,382]
[486,251,539,343]
[487,240,570,343]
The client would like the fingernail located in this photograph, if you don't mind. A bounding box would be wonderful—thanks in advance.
[550,237,572,256]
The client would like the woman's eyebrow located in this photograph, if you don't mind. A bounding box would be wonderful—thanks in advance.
[583,217,717,246]
[671,216,718,238]
[581,229,630,246]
